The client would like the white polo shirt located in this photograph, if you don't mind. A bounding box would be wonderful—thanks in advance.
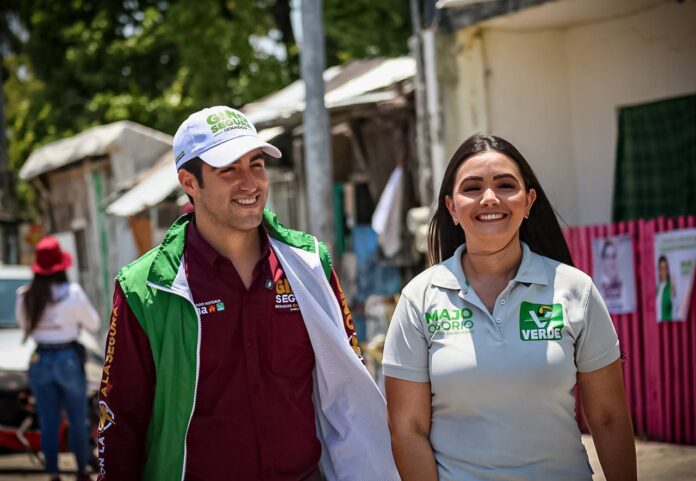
[383,243,620,481]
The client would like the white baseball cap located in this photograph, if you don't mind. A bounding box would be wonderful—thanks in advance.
[173,105,281,170]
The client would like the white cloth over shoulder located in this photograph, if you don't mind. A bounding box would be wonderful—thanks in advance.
[270,238,400,481]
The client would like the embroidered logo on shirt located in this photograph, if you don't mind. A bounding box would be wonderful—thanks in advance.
[98,400,116,433]
[195,299,225,315]
[519,302,564,341]
[275,279,300,312]
[424,308,474,334]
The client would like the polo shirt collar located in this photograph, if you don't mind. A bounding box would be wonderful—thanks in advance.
[513,242,549,286]
[430,241,548,291]
[185,217,271,273]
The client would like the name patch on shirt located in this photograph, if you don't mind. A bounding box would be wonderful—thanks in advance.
[196,299,225,315]
[425,308,475,334]
[519,302,564,341]
[275,279,300,312]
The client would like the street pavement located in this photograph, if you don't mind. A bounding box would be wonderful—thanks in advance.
[0,434,695,480]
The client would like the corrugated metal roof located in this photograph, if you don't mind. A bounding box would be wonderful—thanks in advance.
[19,120,172,180]
[243,57,415,127]
[105,152,179,217]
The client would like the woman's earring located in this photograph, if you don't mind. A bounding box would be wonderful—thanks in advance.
[524,212,529,219]
[453,218,459,226]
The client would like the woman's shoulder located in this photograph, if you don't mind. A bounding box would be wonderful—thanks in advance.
[401,257,462,301]
[532,251,593,290]
[66,282,88,298]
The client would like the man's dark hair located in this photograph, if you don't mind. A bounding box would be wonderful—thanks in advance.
[427,133,573,266]
[180,157,205,205]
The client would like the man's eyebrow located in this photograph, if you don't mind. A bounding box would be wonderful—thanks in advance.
[250,153,265,162]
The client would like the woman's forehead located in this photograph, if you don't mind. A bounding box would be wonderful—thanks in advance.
[456,151,522,179]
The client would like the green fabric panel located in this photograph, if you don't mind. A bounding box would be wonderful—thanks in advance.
[263,208,333,281]
[116,218,197,481]
[613,94,696,221]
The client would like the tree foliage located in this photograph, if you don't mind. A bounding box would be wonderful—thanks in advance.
[1,0,411,204]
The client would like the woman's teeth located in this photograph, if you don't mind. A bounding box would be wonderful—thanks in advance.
[478,213,504,221]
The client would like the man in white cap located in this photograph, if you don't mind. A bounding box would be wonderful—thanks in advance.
[97,106,399,481]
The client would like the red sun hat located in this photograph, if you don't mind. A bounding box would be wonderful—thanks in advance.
[32,236,72,275]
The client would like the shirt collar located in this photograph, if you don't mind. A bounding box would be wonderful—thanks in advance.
[430,241,548,290]
[513,242,549,286]
[185,217,271,273]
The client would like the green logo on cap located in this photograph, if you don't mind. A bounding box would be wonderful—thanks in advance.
[175,150,185,162]
[206,109,251,136]
[519,302,564,341]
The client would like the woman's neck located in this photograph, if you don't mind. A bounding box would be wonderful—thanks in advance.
[461,235,523,283]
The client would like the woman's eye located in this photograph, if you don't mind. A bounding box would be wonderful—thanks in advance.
[498,183,515,189]
[462,185,480,192]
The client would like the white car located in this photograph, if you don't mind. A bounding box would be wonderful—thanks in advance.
[0,265,102,459]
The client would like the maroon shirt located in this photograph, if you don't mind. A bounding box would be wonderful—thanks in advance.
[97,220,360,481]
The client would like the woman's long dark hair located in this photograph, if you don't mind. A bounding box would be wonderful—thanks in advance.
[23,271,68,337]
[428,133,573,266]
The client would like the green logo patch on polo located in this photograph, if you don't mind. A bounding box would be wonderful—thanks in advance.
[519,302,564,341]
[424,308,474,334]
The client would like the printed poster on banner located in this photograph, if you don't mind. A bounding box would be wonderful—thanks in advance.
[654,228,696,322]
[591,234,637,314]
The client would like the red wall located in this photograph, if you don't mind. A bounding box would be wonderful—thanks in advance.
[565,216,696,444]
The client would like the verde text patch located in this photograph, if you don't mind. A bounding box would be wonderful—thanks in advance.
[519,302,564,341]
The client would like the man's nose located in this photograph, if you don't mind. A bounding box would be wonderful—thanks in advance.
[480,188,500,206]
[237,168,257,191]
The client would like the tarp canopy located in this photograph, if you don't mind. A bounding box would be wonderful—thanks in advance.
[19,120,172,181]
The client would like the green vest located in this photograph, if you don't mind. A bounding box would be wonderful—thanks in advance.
[117,209,331,481]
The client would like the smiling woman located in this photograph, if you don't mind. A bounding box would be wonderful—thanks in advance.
[383,133,637,481]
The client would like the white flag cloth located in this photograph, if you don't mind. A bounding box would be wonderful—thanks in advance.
[371,166,403,257]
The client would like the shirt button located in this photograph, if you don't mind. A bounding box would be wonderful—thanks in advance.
[252,384,260,394]
[246,339,255,348]
[496,318,502,324]
[500,299,506,305]
[260,425,268,434]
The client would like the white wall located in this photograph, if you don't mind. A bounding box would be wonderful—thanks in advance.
[443,1,696,226]
[565,1,696,225]
[482,28,579,225]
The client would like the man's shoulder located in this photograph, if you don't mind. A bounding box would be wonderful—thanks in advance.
[117,244,161,284]
[263,208,332,280]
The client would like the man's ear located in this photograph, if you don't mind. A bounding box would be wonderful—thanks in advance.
[178,169,198,199]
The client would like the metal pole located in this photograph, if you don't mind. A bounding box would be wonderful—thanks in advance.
[300,0,334,252]
[409,0,433,206]
[422,28,446,201]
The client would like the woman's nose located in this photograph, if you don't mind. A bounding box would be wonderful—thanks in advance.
[480,188,500,205]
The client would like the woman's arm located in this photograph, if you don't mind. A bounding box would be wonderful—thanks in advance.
[578,359,636,481]
[385,376,438,481]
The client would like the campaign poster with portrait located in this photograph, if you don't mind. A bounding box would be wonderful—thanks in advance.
[592,234,637,314]
[654,228,696,322]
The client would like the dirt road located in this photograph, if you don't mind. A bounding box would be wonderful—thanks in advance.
[1,435,694,480]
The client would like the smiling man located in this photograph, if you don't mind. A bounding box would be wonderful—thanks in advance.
[96,106,399,481]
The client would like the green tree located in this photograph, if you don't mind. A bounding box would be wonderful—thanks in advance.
[2,0,411,217]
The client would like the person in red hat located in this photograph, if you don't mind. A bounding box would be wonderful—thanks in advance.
[15,236,100,481]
